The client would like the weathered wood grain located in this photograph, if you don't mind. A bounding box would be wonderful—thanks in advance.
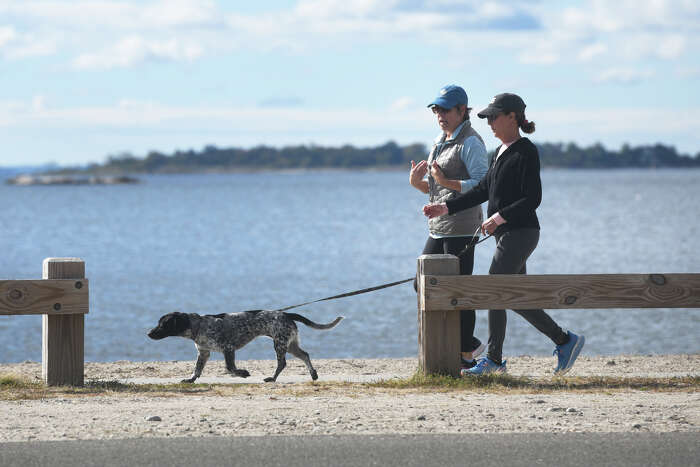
[417,254,461,377]
[420,273,700,311]
[0,279,89,315]
[42,258,86,386]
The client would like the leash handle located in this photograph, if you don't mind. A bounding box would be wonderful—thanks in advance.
[457,226,492,258]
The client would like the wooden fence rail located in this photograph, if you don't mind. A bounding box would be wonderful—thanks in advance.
[0,280,89,316]
[1,258,89,386]
[416,254,700,377]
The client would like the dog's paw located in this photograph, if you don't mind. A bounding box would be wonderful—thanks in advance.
[181,378,196,384]
[263,376,276,383]
[235,369,250,378]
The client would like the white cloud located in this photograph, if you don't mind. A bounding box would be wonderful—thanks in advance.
[258,97,305,108]
[557,0,700,34]
[73,36,203,69]
[1,0,698,70]
[140,0,221,28]
[294,0,392,19]
[0,96,431,133]
[559,4,620,33]
[0,1,217,66]
[676,66,700,79]
[577,42,607,62]
[479,2,517,19]
[390,96,416,111]
[0,24,58,59]
[31,95,46,112]
[7,39,56,58]
[0,0,220,30]
[519,47,559,65]
[6,96,696,141]
[656,34,685,59]
[0,26,16,47]
[593,68,655,84]
[524,0,699,69]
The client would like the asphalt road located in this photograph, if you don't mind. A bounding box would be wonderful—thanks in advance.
[1,432,697,467]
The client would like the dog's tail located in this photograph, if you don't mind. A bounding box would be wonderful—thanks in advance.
[285,313,344,330]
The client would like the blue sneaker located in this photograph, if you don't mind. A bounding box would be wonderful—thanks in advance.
[553,331,585,375]
[461,341,486,369]
[461,357,507,376]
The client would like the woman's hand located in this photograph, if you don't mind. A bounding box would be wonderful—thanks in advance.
[410,160,428,184]
[410,160,429,193]
[481,213,506,235]
[430,161,462,192]
[429,161,445,184]
[423,203,448,218]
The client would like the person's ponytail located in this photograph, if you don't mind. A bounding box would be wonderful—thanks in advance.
[516,111,535,133]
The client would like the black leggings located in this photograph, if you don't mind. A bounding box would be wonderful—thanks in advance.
[415,236,481,353]
[486,228,568,364]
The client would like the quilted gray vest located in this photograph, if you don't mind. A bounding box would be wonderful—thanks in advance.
[427,121,484,236]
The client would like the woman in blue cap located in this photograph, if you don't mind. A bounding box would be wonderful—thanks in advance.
[409,84,489,369]
[423,92,585,376]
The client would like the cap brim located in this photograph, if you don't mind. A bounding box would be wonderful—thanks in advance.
[427,97,455,109]
[477,105,501,118]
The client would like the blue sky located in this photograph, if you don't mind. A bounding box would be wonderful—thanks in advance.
[1,0,699,166]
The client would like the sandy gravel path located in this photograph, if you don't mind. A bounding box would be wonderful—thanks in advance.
[1,355,698,442]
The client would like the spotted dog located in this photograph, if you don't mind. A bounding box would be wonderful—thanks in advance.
[147,310,343,383]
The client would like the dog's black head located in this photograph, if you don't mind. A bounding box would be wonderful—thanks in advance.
[147,312,192,340]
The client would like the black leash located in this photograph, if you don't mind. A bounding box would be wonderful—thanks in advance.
[273,228,493,313]
[273,277,414,312]
[456,229,493,257]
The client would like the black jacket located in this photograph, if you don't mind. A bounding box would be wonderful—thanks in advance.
[445,137,541,235]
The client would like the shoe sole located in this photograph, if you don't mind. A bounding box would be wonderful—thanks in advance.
[555,335,585,375]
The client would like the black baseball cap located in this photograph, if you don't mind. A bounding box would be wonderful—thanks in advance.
[477,93,526,118]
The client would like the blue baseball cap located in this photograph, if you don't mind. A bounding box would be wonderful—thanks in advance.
[427,85,468,109]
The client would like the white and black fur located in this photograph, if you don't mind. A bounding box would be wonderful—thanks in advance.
[147,310,343,383]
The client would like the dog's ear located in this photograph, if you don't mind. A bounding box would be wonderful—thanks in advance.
[172,312,191,335]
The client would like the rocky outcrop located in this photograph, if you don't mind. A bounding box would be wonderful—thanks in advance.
[6,175,139,185]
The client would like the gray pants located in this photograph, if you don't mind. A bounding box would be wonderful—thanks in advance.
[486,228,568,364]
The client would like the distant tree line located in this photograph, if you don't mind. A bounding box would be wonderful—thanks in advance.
[537,142,700,169]
[71,141,699,174]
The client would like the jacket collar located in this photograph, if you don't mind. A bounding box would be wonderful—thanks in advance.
[495,137,526,161]
[434,120,473,145]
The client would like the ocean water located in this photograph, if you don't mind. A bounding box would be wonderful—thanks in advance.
[1,169,698,363]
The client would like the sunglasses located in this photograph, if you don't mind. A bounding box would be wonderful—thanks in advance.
[486,113,502,124]
[431,106,452,115]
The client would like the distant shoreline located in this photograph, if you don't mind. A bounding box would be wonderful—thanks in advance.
[4,139,698,176]
[3,165,700,182]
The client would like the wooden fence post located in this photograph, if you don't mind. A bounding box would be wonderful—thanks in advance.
[42,258,85,386]
[417,254,460,377]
